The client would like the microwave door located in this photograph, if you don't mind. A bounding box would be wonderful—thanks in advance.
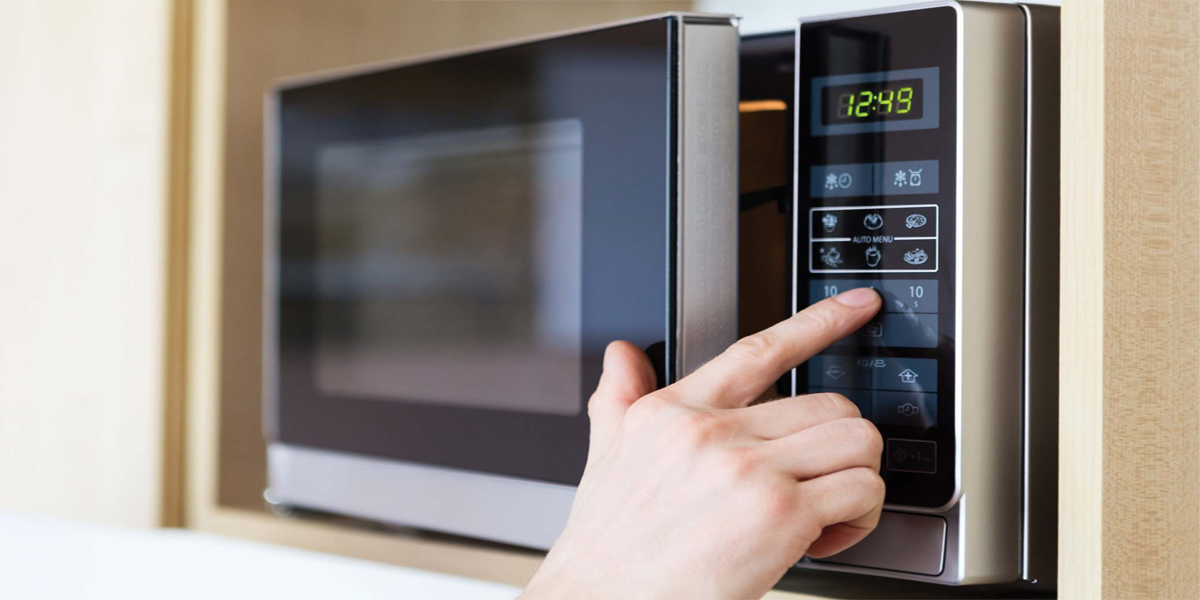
[264,14,738,550]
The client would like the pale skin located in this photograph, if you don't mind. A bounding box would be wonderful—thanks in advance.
[520,287,886,600]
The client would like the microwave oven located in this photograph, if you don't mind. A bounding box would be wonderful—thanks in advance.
[264,2,1059,588]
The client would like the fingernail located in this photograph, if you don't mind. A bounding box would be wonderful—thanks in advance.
[833,287,878,308]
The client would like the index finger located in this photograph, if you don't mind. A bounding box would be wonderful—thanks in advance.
[671,287,880,409]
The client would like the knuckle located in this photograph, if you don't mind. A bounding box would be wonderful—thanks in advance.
[839,418,883,454]
[798,521,824,547]
[625,392,670,420]
[716,445,760,480]
[727,331,781,366]
[760,480,799,521]
[848,466,886,500]
[813,392,860,418]
[674,411,726,448]
[585,391,607,418]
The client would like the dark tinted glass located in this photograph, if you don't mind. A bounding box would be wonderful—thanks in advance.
[274,18,677,485]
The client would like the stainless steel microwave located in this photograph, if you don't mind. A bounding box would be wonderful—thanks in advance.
[264,2,1059,589]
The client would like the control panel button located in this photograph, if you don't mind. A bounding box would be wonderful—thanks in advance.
[810,204,938,239]
[814,242,852,270]
[809,279,939,313]
[877,160,940,196]
[837,313,939,349]
[874,392,937,428]
[808,161,940,198]
[810,164,874,198]
[894,206,936,237]
[846,238,935,271]
[810,205,938,273]
[810,240,938,272]
[812,355,937,393]
[886,439,937,473]
[807,355,868,390]
[873,357,937,392]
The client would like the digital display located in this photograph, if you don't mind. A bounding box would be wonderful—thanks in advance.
[810,67,939,136]
[822,79,924,124]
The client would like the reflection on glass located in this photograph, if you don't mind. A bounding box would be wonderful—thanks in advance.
[309,119,584,415]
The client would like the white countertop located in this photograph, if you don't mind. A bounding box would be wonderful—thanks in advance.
[0,509,522,599]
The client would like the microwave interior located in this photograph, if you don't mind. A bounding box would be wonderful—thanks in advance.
[265,4,1058,593]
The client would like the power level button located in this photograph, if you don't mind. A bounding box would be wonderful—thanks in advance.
[886,439,937,474]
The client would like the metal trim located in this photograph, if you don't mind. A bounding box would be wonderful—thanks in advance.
[262,90,280,441]
[1016,3,1060,587]
[1020,4,1033,579]
[267,444,576,550]
[675,18,741,378]
[270,12,735,93]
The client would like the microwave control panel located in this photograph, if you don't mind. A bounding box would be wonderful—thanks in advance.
[794,6,958,509]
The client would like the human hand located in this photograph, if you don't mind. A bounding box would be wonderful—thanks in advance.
[520,288,885,600]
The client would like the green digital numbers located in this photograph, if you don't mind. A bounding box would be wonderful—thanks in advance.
[878,89,894,114]
[830,82,918,120]
[897,86,914,114]
[855,90,872,117]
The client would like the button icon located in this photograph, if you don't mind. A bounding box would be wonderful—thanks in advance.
[878,161,939,196]
[819,247,844,268]
[821,213,838,233]
[824,172,854,190]
[905,214,927,229]
[898,369,919,384]
[825,366,846,380]
[863,213,884,230]
[874,392,937,427]
[886,439,937,474]
[865,245,882,267]
[903,248,929,265]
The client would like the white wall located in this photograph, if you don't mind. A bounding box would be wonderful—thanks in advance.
[0,1,172,527]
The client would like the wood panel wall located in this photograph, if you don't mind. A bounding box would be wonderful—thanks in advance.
[1061,1,1200,598]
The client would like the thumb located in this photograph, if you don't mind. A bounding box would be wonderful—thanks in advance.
[585,341,657,465]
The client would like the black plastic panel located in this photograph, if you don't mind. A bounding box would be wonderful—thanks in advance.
[796,7,958,508]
